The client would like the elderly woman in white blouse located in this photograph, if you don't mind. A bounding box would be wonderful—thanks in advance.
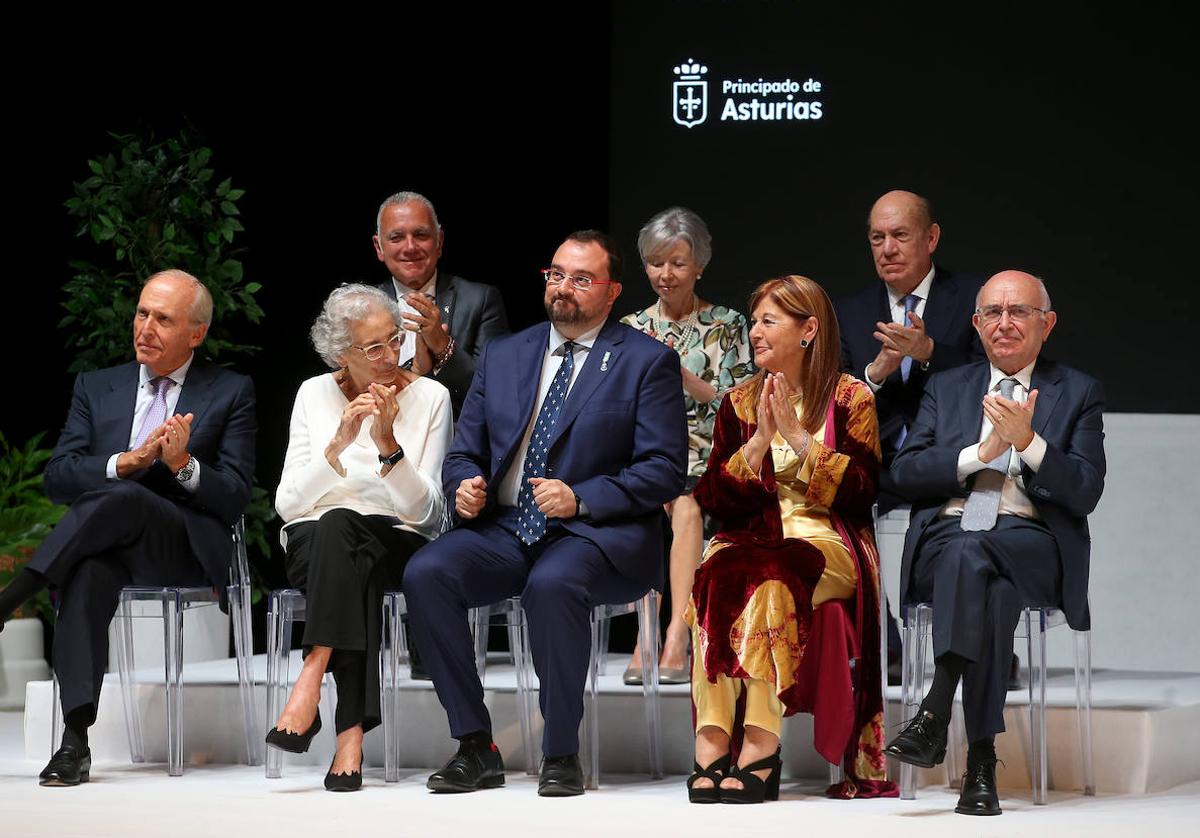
[266,284,452,791]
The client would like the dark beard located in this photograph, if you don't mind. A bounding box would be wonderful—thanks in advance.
[545,295,583,326]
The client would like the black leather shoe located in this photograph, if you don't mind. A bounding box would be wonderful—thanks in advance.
[39,745,91,786]
[884,710,948,768]
[426,738,505,792]
[265,711,322,754]
[956,758,1002,815]
[538,754,584,797]
[1007,653,1023,691]
[324,752,363,792]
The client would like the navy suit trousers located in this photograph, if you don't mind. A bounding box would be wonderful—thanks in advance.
[403,515,647,757]
[909,514,1061,741]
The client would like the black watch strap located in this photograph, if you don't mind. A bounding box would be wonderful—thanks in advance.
[379,446,405,466]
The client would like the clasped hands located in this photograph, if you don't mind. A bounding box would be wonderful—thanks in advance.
[743,373,811,468]
[978,389,1039,462]
[455,475,577,521]
[403,292,451,374]
[116,413,194,477]
[326,382,402,472]
[867,311,934,382]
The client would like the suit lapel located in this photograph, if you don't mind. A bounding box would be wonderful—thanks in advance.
[97,362,140,451]
[1029,358,1062,436]
[547,319,625,450]
[174,361,217,427]
[436,274,459,332]
[509,324,549,441]
[922,268,958,346]
[956,362,991,446]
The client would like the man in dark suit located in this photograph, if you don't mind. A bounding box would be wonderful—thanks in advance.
[0,270,256,786]
[403,230,687,797]
[835,190,985,512]
[884,270,1105,816]
[372,190,509,417]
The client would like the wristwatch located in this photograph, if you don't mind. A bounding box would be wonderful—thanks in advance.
[379,446,406,466]
[174,455,197,483]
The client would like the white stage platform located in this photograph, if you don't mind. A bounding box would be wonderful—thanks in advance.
[16,653,1200,797]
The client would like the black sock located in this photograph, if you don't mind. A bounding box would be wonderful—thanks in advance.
[61,706,92,752]
[967,736,996,768]
[459,730,493,751]
[919,652,967,721]
[0,569,47,620]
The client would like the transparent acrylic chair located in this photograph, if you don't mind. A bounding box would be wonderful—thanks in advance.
[379,591,410,782]
[899,602,1094,803]
[50,519,258,776]
[580,590,663,790]
[470,597,539,776]
[263,588,334,779]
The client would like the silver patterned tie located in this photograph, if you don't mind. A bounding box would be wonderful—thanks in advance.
[960,377,1018,532]
[132,376,172,449]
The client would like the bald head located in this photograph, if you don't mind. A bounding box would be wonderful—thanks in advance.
[867,190,940,294]
[973,270,1057,374]
[144,269,213,326]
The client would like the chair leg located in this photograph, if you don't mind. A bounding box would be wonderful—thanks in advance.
[381,595,400,783]
[116,595,145,764]
[229,582,260,766]
[898,604,928,799]
[264,593,293,779]
[636,591,663,780]
[946,703,965,789]
[470,607,488,682]
[163,594,184,777]
[1074,629,1095,796]
[506,612,538,776]
[1027,609,1048,805]
[596,616,612,676]
[50,674,62,757]
[582,615,602,790]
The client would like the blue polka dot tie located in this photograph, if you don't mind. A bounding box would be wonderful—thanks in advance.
[516,341,577,544]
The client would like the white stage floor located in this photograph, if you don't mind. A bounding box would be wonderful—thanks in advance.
[2,708,1198,838]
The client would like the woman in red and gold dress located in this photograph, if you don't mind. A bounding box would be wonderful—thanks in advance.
[686,275,897,803]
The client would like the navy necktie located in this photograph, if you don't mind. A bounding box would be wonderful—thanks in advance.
[516,341,577,545]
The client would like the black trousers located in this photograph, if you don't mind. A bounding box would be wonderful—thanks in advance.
[909,514,1061,741]
[283,509,426,734]
[403,513,647,757]
[27,480,208,722]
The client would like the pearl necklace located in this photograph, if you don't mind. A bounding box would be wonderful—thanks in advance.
[652,294,699,354]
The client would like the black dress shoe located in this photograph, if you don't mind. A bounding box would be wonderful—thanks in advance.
[324,752,363,792]
[538,754,584,797]
[956,758,1002,815]
[426,739,505,792]
[884,709,948,768]
[39,745,91,786]
[1007,653,1023,691]
[265,711,322,754]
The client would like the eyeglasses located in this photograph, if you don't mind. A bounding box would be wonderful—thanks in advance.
[541,268,613,291]
[352,331,405,361]
[975,304,1048,324]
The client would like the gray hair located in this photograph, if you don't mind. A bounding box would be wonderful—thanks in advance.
[376,191,440,236]
[976,273,1052,310]
[636,206,713,270]
[145,268,213,327]
[310,284,402,369]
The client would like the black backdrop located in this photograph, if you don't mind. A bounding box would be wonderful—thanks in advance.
[4,6,1195,588]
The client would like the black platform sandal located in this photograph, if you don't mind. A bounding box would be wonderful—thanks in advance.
[687,753,731,803]
[719,747,782,804]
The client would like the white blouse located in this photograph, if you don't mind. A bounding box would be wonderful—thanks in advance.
[275,373,453,543]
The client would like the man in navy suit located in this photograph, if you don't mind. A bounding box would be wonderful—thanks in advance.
[372,191,509,417]
[0,270,256,786]
[884,270,1105,816]
[403,230,687,796]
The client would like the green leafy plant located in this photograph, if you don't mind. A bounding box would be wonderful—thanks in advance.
[62,128,264,372]
[0,433,67,622]
[59,127,275,600]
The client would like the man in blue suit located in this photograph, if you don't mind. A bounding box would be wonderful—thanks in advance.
[404,230,687,796]
[884,270,1105,816]
[0,270,256,786]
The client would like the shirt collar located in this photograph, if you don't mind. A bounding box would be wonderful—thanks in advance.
[989,359,1036,392]
[139,353,194,389]
[886,265,936,310]
[549,321,603,355]
[392,271,438,301]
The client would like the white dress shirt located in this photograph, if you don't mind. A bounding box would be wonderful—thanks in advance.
[497,322,603,507]
[275,373,453,543]
[105,354,200,491]
[942,360,1048,519]
[863,266,935,392]
[392,272,438,368]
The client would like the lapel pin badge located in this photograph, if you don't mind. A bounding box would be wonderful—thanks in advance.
[600,350,611,372]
